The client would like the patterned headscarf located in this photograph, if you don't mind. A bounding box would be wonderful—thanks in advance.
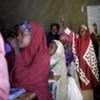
[19,21,32,35]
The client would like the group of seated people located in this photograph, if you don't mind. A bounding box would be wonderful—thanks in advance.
[0,16,99,100]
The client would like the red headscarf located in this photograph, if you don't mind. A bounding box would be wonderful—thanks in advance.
[10,21,52,100]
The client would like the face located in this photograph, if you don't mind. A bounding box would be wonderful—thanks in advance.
[93,25,97,30]
[51,26,59,35]
[17,30,31,48]
[93,25,97,33]
[79,27,86,37]
[61,40,69,49]
[49,41,57,56]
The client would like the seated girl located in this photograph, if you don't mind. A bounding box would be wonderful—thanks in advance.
[0,33,10,100]
[7,21,52,100]
[49,40,67,100]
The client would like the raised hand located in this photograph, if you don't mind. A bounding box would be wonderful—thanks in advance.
[59,16,65,25]
[59,16,67,28]
[7,37,20,53]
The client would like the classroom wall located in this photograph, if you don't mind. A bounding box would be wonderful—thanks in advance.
[0,0,100,33]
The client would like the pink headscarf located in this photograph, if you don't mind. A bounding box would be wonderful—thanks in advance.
[0,33,10,100]
[59,33,69,41]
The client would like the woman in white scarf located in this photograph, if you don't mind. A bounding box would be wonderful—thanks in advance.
[49,40,67,100]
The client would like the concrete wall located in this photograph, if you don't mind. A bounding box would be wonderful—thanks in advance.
[0,0,100,33]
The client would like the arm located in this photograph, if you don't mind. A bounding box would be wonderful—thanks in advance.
[59,16,71,35]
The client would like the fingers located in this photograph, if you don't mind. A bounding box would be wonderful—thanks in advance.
[59,15,64,23]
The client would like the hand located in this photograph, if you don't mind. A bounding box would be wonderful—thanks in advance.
[59,16,67,28]
[59,16,65,25]
[7,38,20,53]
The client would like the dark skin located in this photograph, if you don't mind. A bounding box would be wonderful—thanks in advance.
[79,27,86,37]
[8,29,31,54]
[93,25,98,34]
[7,37,20,54]
[59,16,67,29]
[50,26,59,35]
[59,16,70,48]
[49,41,57,56]
[60,39,69,49]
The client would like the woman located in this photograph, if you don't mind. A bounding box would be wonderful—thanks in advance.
[77,25,99,90]
[0,33,10,100]
[49,40,68,100]
[75,25,99,100]
[47,23,60,46]
[8,21,52,100]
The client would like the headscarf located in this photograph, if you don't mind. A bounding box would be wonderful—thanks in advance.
[59,34,73,65]
[59,33,69,42]
[10,21,51,100]
[0,33,5,56]
[0,33,10,100]
[19,21,32,35]
[20,21,49,66]
[53,40,65,56]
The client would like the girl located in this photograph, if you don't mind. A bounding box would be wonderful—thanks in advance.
[49,40,67,100]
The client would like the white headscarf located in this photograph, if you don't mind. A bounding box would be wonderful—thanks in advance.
[50,40,65,67]
[53,40,65,57]
[81,25,87,30]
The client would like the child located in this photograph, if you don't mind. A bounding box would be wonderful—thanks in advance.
[49,40,67,100]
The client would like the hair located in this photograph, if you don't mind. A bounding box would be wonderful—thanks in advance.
[50,23,60,31]
[92,22,97,27]
[0,23,18,42]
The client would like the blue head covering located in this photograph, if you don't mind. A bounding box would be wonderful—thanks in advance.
[19,21,32,35]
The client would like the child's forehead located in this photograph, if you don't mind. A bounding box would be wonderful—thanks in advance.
[49,41,57,48]
[50,41,56,45]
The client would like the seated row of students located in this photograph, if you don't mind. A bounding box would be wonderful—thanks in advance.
[0,17,99,100]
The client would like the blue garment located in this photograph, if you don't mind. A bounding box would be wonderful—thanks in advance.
[5,43,12,53]
[65,47,73,66]
[46,33,60,46]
